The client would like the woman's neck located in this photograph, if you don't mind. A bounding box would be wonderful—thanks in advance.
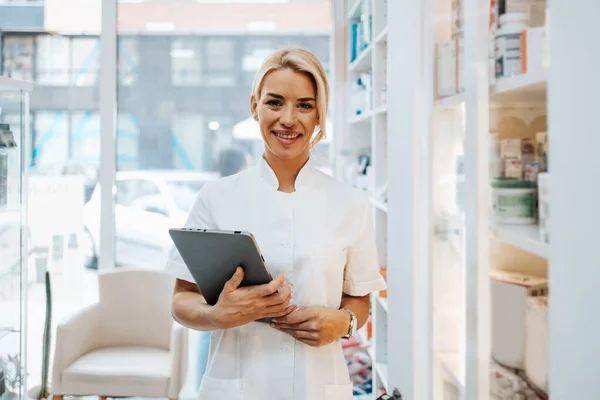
[263,151,310,193]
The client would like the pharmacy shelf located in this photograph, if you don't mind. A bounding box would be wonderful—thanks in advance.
[490,223,548,258]
[376,296,388,313]
[375,26,388,44]
[491,69,548,103]
[375,363,389,392]
[369,196,388,213]
[436,92,465,107]
[374,104,388,115]
[349,44,372,72]
[439,352,465,392]
[347,0,361,20]
[348,111,372,125]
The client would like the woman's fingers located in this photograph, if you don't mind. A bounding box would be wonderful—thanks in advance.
[265,304,298,318]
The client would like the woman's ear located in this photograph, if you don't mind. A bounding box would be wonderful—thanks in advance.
[250,95,258,120]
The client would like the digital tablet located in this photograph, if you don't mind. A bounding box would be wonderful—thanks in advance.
[168,228,274,308]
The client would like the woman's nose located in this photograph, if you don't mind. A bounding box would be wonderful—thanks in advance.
[279,105,297,126]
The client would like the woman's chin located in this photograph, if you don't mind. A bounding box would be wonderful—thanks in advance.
[266,141,309,160]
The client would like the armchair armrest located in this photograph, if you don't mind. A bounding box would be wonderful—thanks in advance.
[52,304,102,394]
[167,322,189,398]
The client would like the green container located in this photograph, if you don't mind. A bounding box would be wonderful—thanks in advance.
[491,179,537,224]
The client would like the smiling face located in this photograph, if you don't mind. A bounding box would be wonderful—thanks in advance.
[250,68,319,163]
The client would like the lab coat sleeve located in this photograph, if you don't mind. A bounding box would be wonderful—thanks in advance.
[164,184,214,283]
[343,197,387,296]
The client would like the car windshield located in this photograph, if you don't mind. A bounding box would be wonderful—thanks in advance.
[166,179,206,212]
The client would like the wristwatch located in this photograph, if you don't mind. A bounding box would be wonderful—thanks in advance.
[340,308,357,339]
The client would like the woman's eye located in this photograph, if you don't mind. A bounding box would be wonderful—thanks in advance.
[298,103,313,109]
[266,100,282,106]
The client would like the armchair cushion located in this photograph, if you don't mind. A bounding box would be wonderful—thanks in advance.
[60,346,171,398]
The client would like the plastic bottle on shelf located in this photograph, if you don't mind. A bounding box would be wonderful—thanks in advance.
[495,13,528,79]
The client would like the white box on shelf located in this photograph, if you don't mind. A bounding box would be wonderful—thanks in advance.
[490,270,547,369]
[523,27,546,75]
[436,39,457,98]
[525,296,548,393]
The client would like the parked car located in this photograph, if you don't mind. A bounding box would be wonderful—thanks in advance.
[82,169,218,269]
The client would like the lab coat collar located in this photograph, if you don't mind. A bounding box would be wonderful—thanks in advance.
[259,155,316,191]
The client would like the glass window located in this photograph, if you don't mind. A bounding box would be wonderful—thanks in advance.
[118,37,139,86]
[32,111,69,166]
[205,38,235,70]
[2,36,34,81]
[36,35,70,85]
[71,37,100,86]
[171,38,202,86]
[71,111,100,165]
[117,112,140,170]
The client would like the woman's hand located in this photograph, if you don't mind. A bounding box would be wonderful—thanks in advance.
[270,307,351,347]
[212,267,297,329]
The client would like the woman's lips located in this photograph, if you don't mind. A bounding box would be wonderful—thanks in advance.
[272,130,303,145]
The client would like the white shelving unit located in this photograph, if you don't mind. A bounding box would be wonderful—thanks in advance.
[335,0,600,399]
[337,1,391,398]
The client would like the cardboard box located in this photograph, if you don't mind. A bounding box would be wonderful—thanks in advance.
[490,271,547,369]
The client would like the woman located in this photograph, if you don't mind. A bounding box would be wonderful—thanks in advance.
[165,47,386,400]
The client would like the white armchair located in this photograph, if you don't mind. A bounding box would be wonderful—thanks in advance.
[51,268,188,400]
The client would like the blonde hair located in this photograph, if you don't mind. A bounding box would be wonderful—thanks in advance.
[252,47,329,147]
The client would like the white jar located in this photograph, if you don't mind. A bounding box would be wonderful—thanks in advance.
[495,13,528,78]
[491,178,537,224]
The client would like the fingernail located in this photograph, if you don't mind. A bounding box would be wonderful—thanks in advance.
[235,268,241,275]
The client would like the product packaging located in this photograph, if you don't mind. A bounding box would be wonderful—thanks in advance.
[500,138,522,160]
[524,296,548,393]
[504,0,547,27]
[491,178,537,224]
[495,13,528,78]
[521,138,535,163]
[505,159,524,179]
[490,270,548,369]
[489,0,499,84]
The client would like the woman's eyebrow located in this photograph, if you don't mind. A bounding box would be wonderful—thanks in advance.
[265,92,316,102]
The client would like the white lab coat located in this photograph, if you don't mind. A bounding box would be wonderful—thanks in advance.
[165,157,387,400]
